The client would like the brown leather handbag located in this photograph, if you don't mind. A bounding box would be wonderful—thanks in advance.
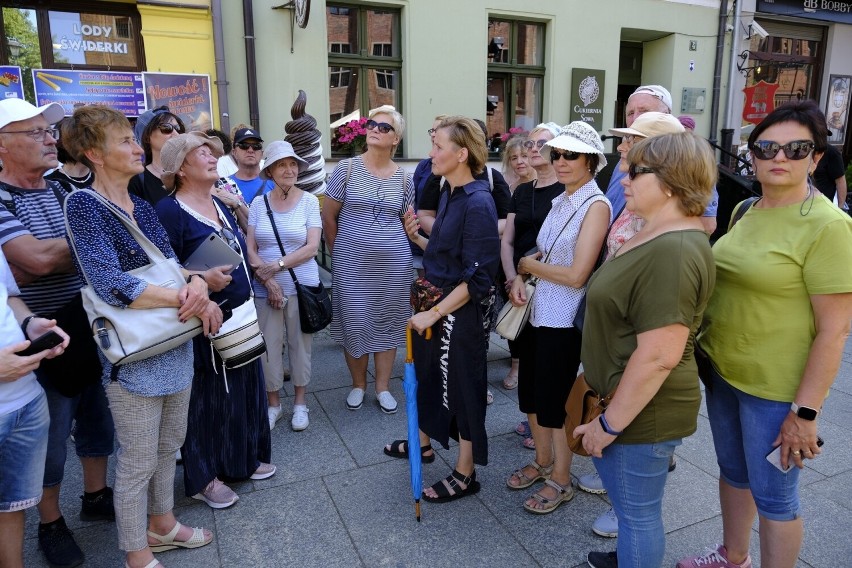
[564,373,617,456]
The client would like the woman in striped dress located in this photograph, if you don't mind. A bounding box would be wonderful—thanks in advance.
[321,105,414,414]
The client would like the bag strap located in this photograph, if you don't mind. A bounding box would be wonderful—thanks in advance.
[487,166,494,192]
[64,189,170,289]
[540,193,598,265]
[727,196,760,232]
[263,193,301,286]
[211,199,254,297]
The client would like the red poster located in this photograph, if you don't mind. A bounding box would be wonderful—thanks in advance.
[742,81,779,125]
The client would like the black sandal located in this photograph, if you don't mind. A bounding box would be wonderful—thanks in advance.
[383,440,436,464]
[422,469,480,503]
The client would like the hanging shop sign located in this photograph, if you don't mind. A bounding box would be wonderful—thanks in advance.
[569,68,605,131]
[757,0,852,25]
[32,69,145,116]
[142,73,213,132]
[826,75,850,145]
[742,81,780,125]
[0,66,24,100]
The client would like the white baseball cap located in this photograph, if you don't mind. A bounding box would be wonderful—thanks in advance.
[628,85,673,113]
[0,99,64,131]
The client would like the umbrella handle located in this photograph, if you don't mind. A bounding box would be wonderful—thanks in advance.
[407,324,432,361]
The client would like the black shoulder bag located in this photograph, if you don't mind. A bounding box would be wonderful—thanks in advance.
[263,194,332,333]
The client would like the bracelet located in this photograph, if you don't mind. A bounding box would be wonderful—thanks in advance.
[432,305,444,318]
[599,413,624,436]
[21,315,38,339]
[186,273,206,284]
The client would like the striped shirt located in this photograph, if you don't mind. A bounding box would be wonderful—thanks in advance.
[0,181,82,314]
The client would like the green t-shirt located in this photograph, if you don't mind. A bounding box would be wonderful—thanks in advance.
[702,195,852,401]
[581,230,715,444]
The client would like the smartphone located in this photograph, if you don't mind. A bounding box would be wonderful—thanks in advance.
[765,437,824,473]
[19,330,63,356]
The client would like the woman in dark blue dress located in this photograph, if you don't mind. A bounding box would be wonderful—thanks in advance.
[384,116,499,502]
[155,132,273,509]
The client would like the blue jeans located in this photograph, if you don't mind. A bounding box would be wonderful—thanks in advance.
[39,376,115,488]
[0,391,49,512]
[706,369,800,521]
[594,439,681,567]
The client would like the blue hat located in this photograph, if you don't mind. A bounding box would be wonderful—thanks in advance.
[134,105,171,143]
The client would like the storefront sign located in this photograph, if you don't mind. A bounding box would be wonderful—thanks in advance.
[32,69,145,116]
[742,81,780,124]
[757,0,852,25]
[48,11,139,67]
[569,69,605,131]
[0,66,25,100]
[142,73,213,132]
[826,75,850,145]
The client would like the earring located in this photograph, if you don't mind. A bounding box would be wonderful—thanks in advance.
[666,192,673,197]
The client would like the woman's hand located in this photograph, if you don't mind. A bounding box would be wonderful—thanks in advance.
[403,206,421,242]
[774,413,821,470]
[409,309,440,336]
[212,186,243,210]
[203,265,234,293]
[177,277,209,322]
[264,278,286,310]
[517,252,542,276]
[200,299,224,336]
[509,275,530,307]
[254,261,281,283]
[574,417,617,458]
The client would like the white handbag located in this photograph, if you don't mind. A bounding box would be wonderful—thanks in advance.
[209,298,266,370]
[64,190,203,366]
[494,278,536,341]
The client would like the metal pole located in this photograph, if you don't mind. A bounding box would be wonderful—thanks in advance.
[243,0,260,128]
[724,0,743,133]
[211,0,230,133]
[709,0,730,147]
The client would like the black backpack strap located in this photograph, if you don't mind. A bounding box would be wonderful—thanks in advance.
[728,197,760,231]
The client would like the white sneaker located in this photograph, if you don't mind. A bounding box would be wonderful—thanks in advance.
[578,472,607,494]
[291,405,309,431]
[346,388,365,410]
[377,391,398,414]
[268,405,283,431]
[592,507,619,538]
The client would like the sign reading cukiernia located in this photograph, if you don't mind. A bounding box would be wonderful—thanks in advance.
[570,69,605,131]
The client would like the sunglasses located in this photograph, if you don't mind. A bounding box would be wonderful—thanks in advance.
[235,142,263,151]
[550,149,582,162]
[221,226,242,254]
[628,164,656,180]
[750,139,815,161]
[523,139,547,149]
[366,119,395,134]
[157,123,184,135]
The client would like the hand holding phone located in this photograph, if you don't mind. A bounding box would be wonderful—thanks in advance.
[766,437,824,473]
[19,330,64,357]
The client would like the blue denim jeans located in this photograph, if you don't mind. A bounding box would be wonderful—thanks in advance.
[0,391,49,512]
[594,438,681,567]
[38,376,115,488]
[706,368,800,521]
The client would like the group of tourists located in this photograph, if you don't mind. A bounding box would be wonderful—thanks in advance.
[1,80,850,568]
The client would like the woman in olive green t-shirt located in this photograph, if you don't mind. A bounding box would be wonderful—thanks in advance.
[575,132,716,568]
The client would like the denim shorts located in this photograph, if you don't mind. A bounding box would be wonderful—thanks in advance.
[706,368,801,521]
[39,377,115,488]
[0,391,49,512]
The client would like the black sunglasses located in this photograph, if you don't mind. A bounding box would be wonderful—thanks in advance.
[628,164,656,180]
[524,139,547,149]
[235,142,263,151]
[550,149,582,162]
[157,123,184,135]
[221,226,242,254]
[366,119,395,134]
[750,139,814,161]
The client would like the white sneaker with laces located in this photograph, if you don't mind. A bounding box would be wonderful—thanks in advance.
[267,405,283,431]
[578,472,607,494]
[291,405,309,431]
[592,507,618,538]
[377,390,398,414]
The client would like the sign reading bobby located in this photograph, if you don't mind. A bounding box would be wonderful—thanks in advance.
[569,68,605,131]
[142,72,213,133]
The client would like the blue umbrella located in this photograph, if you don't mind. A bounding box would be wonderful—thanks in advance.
[403,325,426,521]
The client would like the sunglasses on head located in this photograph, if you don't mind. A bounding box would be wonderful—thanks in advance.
[549,149,582,162]
[157,123,183,135]
[523,139,547,149]
[750,139,815,161]
[628,164,656,180]
[235,142,263,151]
[366,119,395,134]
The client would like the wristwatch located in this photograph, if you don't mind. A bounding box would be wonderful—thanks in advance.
[278,258,286,270]
[790,402,819,421]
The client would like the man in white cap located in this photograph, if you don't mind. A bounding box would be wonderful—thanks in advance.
[0,98,115,568]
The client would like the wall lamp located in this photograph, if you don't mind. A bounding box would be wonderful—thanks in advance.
[742,20,769,40]
[736,50,763,77]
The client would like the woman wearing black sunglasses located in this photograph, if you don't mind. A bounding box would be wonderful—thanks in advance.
[678,101,852,568]
[154,132,275,512]
[322,105,414,415]
[129,105,185,205]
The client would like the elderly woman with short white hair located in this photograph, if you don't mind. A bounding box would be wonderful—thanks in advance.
[246,140,321,432]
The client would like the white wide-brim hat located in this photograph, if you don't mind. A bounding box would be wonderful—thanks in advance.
[545,121,607,173]
[261,140,308,179]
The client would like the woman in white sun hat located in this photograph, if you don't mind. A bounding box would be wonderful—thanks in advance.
[505,121,610,514]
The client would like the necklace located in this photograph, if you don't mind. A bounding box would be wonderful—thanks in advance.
[275,181,291,201]
[800,184,815,217]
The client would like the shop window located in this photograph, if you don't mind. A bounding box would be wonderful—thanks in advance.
[327,3,401,155]
[744,26,821,109]
[486,18,545,152]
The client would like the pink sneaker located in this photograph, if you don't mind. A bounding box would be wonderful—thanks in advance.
[192,478,238,509]
[677,545,752,568]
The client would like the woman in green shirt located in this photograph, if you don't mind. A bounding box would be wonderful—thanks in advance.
[576,132,716,568]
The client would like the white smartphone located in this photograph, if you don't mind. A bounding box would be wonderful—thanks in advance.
[765,437,824,473]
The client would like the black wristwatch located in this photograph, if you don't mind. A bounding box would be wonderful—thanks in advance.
[186,273,206,284]
[790,402,819,421]
[20,315,38,339]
